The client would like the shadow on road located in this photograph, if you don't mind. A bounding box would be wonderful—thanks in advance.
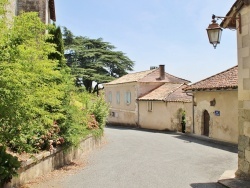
[172,134,238,154]
[190,182,226,188]
[105,124,238,154]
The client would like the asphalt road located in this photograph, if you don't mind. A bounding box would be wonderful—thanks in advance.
[31,126,238,188]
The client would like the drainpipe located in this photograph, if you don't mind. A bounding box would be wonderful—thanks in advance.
[186,92,195,134]
[136,85,140,128]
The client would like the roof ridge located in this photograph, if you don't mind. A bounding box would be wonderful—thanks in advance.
[164,83,184,101]
[137,68,159,82]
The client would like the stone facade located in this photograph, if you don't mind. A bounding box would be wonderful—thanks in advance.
[138,101,192,132]
[16,0,49,24]
[214,0,250,178]
[193,91,238,144]
[8,0,56,24]
[231,1,250,179]
[104,66,190,127]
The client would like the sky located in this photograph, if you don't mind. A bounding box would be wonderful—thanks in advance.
[55,0,237,83]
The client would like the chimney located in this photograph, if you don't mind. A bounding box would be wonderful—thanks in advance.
[159,64,165,80]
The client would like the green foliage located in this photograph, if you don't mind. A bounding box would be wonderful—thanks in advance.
[62,90,108,146]
[90,95,109,130]
[0,146,21,186]
[47,23,66,68]
[0,1,109,156]
[63,27,134,93]
[0,12,69,152]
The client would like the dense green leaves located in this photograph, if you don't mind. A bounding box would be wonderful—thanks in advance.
[0,12,67,152]
[0,10,108,155]
[0,0,108,158]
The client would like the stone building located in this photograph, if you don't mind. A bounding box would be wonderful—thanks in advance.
[184,65,238,144]
[8,0,56,24]
[221,0,250,179]
[104,65,192,132]
[138,83,192,132]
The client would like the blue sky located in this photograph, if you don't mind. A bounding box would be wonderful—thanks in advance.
[55,0,237,83]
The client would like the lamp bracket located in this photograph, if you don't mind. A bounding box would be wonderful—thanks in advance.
[212,14,241,34]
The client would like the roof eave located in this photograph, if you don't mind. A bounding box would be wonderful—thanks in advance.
[220,0,245,29]
[184,87,238,92]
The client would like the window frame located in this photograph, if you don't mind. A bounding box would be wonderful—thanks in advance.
[116,91,120,104]
[108,91,112,103]
[125,91,131,105]
[148,101,153,112]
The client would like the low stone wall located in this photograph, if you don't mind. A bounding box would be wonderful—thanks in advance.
[4,135,102,188]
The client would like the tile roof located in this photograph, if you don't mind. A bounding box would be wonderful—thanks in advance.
[105,69,154,85]
[105,68,190,85]
[184,65,238,91]
[138,83,192,102]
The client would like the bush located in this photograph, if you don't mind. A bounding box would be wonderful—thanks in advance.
[90,95,109,130]
[61,90,109,146]
[0,2,109,155]
[0,146,21,186]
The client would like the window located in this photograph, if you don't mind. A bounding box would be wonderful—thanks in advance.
[125,91,131,105]
[148,101,153,112]
[108,91,112,103]
[116,92,120,104]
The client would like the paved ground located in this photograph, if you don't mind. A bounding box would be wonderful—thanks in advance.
[27,126,238,188]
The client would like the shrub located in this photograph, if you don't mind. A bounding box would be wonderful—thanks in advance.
[0,146,21,186]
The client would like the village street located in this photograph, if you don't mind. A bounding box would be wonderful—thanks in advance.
[30,126,238,188]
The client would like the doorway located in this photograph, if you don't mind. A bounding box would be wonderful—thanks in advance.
[203,110,210,136]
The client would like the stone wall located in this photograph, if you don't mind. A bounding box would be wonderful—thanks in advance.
[104,82,139,126]
[236,3,250,179]
[3,135,103,188]
[16,0,49,24]
[193,90,238,144]
[138,101,192,132]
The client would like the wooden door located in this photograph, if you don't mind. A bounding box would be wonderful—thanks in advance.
[204,110,210,136]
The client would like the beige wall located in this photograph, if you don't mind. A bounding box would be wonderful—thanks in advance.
[193,90,238,144]
[236,4,250,178]
[104,82,138,126]
[138,100,192,132]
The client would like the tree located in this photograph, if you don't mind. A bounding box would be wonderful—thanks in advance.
[62,27,134,93]
[47,23,66,68]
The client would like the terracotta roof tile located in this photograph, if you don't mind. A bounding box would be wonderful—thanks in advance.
[105,68,190,85]
[184,65,238,91]
[138,84,192,102]
[105,69,154,85]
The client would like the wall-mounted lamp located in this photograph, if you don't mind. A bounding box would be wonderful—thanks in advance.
[206,14,241,49]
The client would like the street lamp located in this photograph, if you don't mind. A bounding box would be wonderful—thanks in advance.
[206,14,241,49]
[206,15,222,49]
